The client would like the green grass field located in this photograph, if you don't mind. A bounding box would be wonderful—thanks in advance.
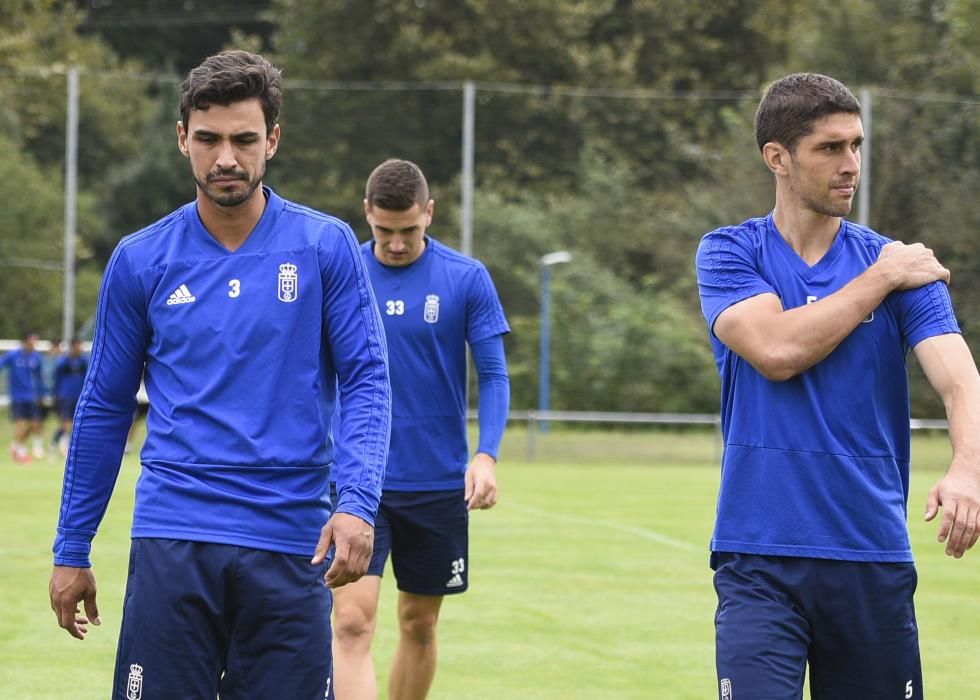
[2,422,979,699]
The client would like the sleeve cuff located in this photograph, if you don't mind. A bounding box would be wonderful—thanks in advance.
[332,485,379,528]
[52,527,95,568]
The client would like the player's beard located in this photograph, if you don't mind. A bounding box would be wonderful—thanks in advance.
[195,160,266,208]
[789,165,856,218]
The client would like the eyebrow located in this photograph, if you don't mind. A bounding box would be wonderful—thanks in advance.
[816,135,864,148]
[192,128,262,139]
[375,224,421,234]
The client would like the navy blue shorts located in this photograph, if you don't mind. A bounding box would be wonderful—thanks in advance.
[332,485,469,596]
[113,539,334,700]
[712,552,922,700]
[10,400,40,421]
[57,396,79,420]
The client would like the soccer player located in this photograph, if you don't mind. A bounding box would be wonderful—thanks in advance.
[51,338,88,456]
[331,159,510,700]
[1,331,46,462]
[696,72,980,699]
[48,50,391,700]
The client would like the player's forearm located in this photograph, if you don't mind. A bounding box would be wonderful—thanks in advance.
[54,401,134,566]
[471,335,510,459]
[943,378,980,470]
[754,264,895,380]
[914,334,980,470]
[475,374,509,459]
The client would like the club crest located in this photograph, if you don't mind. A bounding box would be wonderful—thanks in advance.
[127,663,144,700]
[424,294,440,324]
[278,262,298,303]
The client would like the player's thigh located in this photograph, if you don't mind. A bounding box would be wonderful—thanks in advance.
[220,548,333,700]
[809,562,921,700]
[713,553,810,700]
[388,489,469,596]
[112,539,230,700]
[332,574,383,640]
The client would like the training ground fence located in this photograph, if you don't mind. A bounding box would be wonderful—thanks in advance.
[1,68,977,423]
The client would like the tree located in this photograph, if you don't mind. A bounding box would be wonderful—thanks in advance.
[0,0,156,338]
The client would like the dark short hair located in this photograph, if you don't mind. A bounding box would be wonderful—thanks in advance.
[180,50,283,135]
[20,330,37,342]
[754,73,861,153]
[365,159,430,211]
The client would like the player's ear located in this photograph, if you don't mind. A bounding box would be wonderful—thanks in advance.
[265,123,280,161]
[176,120,189,158]
[762,142,788,176]
[424,198,434,227]
[363,199,372,221]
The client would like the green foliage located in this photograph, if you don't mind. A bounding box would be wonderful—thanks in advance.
[468,153,723,412]
[0,0,159,338]
[0,131,100,339]
[1,0,977,414]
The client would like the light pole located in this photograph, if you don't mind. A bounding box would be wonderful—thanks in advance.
[538,251,572,433]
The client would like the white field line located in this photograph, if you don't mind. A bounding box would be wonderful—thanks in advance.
[506,500,701,553]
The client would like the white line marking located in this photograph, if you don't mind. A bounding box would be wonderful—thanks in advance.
[506,501,700,553]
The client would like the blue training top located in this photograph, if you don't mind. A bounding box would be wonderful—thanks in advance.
[354,236,510,491]
[53,187,391,568]
[54,354,89,401]
[696,214,959,562]
[0,349,45,402]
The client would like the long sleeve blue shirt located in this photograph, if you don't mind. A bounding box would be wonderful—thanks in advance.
[54,188,391,567]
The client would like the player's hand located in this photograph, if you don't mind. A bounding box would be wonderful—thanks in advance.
[465,452,498,511]
[876,241,950,290]
[312,512,374,588]
[924,459,980,558]
[49,566,101,640]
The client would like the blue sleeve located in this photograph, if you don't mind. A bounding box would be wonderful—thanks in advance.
[471,335,510,460]
[696,227,777,335]
[892,281,961,348]
[465,264,510,344]
[53,245,148,567]
[321,225,391,526]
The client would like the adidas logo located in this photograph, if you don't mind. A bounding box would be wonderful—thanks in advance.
[166,283,196,305]
[446,573,464,588]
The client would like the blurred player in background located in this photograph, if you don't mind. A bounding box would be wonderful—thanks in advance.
[51,338,88,456]
[48,50,391,700]
[331,159,510,700]
[1,331,46,462]
[696,72,980,699]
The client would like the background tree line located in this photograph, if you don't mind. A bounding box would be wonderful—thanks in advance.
[0,0,976,415]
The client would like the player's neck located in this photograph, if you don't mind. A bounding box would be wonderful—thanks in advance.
[195,186,267,253]
[772,200,842,266]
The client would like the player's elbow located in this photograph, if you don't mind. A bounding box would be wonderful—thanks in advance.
[752,344,807,382]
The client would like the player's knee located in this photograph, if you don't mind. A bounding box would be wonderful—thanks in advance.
[334,604,377,646]
[397,606,439,645]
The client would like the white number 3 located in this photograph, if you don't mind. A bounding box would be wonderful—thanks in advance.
[228,279,241,298]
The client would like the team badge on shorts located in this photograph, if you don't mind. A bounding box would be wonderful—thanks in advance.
[424,294,440,324]
[720,677,732,700]
[127,663,144,700]
[278,262,298,303]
